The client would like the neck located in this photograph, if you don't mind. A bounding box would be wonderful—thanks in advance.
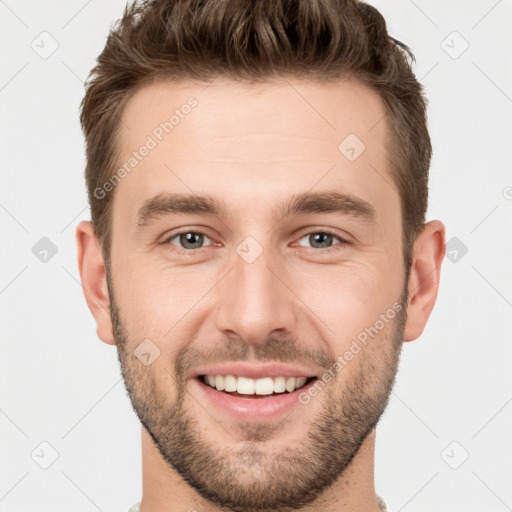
[139,427,382,512]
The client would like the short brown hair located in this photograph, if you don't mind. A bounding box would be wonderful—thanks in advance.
[80,0,431,273]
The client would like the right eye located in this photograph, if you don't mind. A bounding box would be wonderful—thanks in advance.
[163,231,214,250]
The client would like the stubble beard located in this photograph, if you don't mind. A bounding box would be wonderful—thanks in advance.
[109,276,407,512]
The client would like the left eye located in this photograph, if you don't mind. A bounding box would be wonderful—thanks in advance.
[296,231,344,249]
[166,232,213,250]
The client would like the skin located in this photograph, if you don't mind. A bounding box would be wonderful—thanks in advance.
[76,77,445,512]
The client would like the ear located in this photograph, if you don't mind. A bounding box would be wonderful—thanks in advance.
[403,220,445,342]
[76,220,115,345]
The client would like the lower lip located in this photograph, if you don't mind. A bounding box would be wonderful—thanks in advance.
[191,377,317,422]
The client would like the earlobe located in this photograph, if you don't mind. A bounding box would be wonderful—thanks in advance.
[76,220,115,345]
[403,220,446,342]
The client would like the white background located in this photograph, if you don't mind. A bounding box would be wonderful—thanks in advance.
[1,1,511,511]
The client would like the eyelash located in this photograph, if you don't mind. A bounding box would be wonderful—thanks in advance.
[161,229,350,253]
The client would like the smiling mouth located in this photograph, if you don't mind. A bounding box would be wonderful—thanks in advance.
[199,374,317,398]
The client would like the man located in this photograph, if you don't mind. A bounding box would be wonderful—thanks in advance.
[76,0,445,511]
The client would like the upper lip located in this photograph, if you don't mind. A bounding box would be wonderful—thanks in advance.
[190,362,319,380]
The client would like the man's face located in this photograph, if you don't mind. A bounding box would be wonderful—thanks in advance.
[108,78,407,511]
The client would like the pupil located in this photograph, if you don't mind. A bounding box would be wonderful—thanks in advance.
[181,232,203,249]
[311,233,332,248]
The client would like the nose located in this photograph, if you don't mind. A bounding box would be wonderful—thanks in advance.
[213,242,298,345]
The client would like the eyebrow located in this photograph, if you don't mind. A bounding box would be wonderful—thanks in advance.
[136,191,376,228]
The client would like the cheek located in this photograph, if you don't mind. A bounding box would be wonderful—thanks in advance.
[111,255,213,353]
[289,261,400,342]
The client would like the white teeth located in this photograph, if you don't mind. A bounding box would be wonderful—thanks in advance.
[215,375,225,391]
[224,375,237,392]
[295,377,307,389]
[237,376,255,394]
[255,377,274,395]
[273,376,286,393]
[285,377,296,393]
[202,374,312,395]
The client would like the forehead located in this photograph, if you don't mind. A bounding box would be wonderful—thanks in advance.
[119,77,388,158]
[113,77,396,224]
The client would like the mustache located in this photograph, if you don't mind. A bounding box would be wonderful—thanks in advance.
[174,336,337,379]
